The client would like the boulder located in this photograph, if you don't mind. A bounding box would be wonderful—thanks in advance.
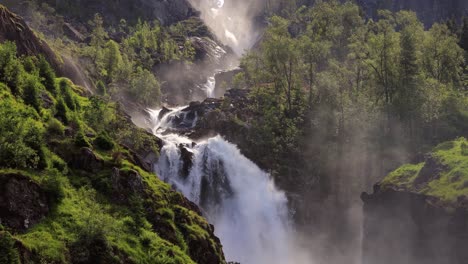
[69,147,104,173]
[111,168,144,203]
[0,173,49,231]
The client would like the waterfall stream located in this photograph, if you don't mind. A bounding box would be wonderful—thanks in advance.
[149,107,304,264]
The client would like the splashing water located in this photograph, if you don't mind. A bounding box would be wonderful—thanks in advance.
[203,76,216,98]
[148,107,309,264]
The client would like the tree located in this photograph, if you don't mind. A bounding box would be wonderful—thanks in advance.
[423,23,464,85]
[102,40,123,84]
[22,75,42,111]
[129,67,160,106]
[38,55,57,95]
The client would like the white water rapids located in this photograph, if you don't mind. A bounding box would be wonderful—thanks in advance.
[149,107,309,264]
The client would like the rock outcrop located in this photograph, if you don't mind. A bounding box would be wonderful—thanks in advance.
[362,186,468,264]
[0,4,92,90]
[0,173,49,232]
[361,138,468,264]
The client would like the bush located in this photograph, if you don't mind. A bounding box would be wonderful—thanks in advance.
[38,55,57,95]
[55,98,69,124]
[47,118,65,136]
[42,169,66,202]
[0,232,20,264]
[22,75,42,111]
[75,131,92,148]
[94,133,115,151]
[59,79,77,111]
[462,142,468,156]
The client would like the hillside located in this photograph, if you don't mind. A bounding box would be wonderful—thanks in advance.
[0,5,226,264]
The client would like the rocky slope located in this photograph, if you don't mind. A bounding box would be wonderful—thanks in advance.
[361,138,468,264]
[0,5,91,91]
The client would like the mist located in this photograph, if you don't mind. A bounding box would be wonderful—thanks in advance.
[187,0,267,54]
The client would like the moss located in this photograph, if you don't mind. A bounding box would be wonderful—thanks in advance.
[381,138,468,204]
[381,163,424,189]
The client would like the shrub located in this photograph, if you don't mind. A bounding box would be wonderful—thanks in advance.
[22,75,42,111]
[55,98,69,124]
[75,131,92,148]
[42,169,66,202]
[47,118,65,136]
[59,79,77,111]
[96,80,106,95]
[94,133,115,151]
[0,232,20,264]
[462,142,468,156]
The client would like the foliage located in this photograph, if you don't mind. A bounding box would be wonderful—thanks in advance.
[129,67,161,106]
[74,131,91,148]
[94,132,115,151]
[381,138,468,204]
[0,232,20,264]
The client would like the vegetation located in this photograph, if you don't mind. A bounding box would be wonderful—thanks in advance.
[238,1,468,203]
[0,41,224,263]
[381,138,468,204]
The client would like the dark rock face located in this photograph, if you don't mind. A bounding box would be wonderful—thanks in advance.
[111,168,145,203]
[0,5,60,66]
[0,5,92,90]
[0,173,49,231]
[69,147,104,173]
[361,186,468,264]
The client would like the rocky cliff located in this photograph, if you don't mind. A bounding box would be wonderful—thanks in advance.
[361,138,468,264]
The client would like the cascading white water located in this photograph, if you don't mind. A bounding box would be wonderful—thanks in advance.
[203,75,216,98]
[149,107,307,264]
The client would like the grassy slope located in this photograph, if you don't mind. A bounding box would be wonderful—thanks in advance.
[0,41,224,263]
[381,138,468,204]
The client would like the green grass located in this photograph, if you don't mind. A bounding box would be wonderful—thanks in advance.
[381,138,468,204]
[381,163,424,189]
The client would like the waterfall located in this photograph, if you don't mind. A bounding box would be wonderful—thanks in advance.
[149,107,305,264]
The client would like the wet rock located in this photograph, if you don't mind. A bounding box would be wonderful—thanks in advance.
[158,106,172,120]
[179,144,194,179]
[0,173,49,231]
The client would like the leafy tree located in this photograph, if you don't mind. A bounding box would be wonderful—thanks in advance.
[38,55,57,95]
[129,67,161,106]
[102,40,123,83]
[423,23,464,85]
[22,75,42,111]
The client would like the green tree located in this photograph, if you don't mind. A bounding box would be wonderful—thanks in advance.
[22,75,42,111]
[102,40,123,84]
[38,55,57,95]
[423,23,464,85]
[129,67,161,106]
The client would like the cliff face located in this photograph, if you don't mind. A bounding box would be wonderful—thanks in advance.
[358,0,468,25]
[361,138,468,264]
